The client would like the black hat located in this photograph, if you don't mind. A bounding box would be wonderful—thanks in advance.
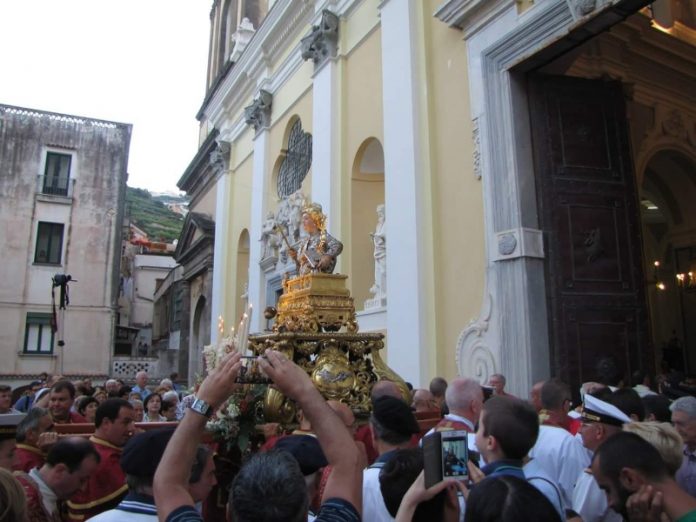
[371,396,420,437]
[120,428,175,477]
[275,434,327,476]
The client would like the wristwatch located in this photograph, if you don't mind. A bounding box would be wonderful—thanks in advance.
[189,397,213,418]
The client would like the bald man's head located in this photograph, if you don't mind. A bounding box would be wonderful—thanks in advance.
[445,378,484,423]
[530,381,545,413]
[371,380,403,402]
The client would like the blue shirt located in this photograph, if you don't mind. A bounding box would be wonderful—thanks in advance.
[131,385,151,400]
[166,498,360,522]
[481,459,526,480]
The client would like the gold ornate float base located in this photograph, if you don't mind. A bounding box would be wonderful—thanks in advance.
[248,331,409,423]
[275,273,357,333]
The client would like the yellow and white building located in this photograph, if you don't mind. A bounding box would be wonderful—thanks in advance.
[181,0,696,395]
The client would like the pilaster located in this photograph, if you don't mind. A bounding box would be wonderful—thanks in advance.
[379,0,434,386]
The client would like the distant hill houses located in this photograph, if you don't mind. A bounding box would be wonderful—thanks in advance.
[126,187,188,243]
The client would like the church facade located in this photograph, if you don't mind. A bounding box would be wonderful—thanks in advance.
[183,0,696,395]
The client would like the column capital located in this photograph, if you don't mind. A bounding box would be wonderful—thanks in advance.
[209,139,231,177]
[244,89,273,133]
[301,9,339,69]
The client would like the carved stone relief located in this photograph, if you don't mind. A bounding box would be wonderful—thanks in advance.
[259,190,308,273]
[498,233,517,256]
[244,90,273,133]
[230,17,256,63]
[575,0,597,16]
[456,292,497,384]
[472,117,482,179]
[300,10,339,68]
[209,140,231,177]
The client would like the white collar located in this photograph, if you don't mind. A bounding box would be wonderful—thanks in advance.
[444,413,475,431]
[29,468,58,515]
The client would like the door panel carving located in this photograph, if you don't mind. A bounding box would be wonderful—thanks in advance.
[529,74,652,393]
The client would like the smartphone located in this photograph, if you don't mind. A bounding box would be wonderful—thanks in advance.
[482,386,494,401]
[235,356,271,384]
[423,430,469,488]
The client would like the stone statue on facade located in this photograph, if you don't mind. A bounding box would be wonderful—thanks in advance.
[288,202,343,275]
[288,190,307,242]
[369,204,386,300]
[259,211,280,259]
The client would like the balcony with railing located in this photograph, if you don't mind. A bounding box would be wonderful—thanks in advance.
[36,175,75,201]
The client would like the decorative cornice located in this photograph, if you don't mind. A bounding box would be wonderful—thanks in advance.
[202,0,314,127]
[301,10,340,68]
[433,0,513,32]
[244,90,273,133]
[177,130,220,192]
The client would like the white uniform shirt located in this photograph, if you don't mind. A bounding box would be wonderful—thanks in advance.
[523,458,564,518]
[528,425,590,510]
[572,469,622,522]
[362,465,394,522]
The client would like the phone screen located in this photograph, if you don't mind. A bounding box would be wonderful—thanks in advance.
[441,432,469,480]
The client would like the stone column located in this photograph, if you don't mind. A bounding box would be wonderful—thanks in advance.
[379,0,435,386]
[209,140,231,344]
[245,90,273,331]
[303,10,341,247]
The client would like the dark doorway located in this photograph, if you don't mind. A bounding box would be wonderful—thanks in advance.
[528,74,652,393]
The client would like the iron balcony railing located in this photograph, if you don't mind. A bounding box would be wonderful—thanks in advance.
[36,175,75,197]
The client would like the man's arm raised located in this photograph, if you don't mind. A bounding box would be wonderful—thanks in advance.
[154,352,241,521]
[259,349,362,515]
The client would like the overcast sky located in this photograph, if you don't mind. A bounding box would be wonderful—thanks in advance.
[0,0,212,193]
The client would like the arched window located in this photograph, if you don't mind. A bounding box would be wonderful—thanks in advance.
[277,119,312,198]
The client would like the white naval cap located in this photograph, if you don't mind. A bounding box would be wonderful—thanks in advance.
[581,394,631,426]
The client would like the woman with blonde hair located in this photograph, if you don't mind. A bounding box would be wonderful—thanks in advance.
[0,468,26,522]
[623,421,684,476]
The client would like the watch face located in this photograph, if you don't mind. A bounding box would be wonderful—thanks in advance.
[191,399,211,417]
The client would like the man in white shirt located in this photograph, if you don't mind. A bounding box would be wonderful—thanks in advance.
[571,393,631,522]
[424,377,482,437]
[363,396,421,521]
[14,437,100,521]
[528,380,591,510]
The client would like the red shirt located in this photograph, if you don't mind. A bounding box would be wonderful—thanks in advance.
[434,417,474,433]
[52,411,87,424]
[66,436,127,521]
[13,444,45,473]
[14,471,62,522]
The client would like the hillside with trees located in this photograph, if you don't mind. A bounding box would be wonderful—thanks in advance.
[126,187,187,242]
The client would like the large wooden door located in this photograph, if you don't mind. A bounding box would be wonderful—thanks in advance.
[529,74,652,392]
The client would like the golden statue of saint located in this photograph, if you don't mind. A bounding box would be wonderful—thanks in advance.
[288,203,343,275]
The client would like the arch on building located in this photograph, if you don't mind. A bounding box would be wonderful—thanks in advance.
[351,137,385,309]
[191,295,208,377]
[639,148,696,372]
[275,116,312,199]
[235,229,250,321]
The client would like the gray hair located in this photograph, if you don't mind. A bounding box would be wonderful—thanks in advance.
[446,377,483,413]
[490,373,506,385]
[670,396,696,419]
[162,390,179,403]
[16,407,49,443]
[160,378,173,388]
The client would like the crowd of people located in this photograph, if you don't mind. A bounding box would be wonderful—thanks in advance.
[1,357,696,521]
